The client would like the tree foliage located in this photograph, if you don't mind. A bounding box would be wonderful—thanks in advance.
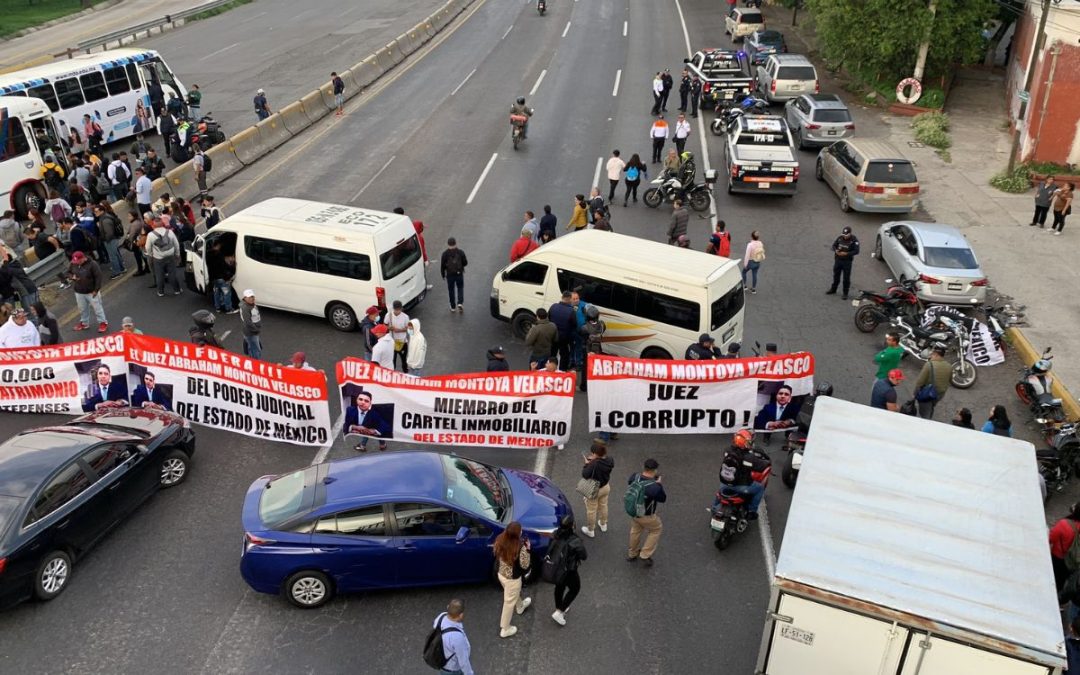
[807,0,997,80]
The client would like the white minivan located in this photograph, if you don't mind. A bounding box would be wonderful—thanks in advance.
[490,230,746,359]
[186,198,427,331]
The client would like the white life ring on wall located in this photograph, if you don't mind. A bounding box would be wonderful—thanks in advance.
[896,78,923,105]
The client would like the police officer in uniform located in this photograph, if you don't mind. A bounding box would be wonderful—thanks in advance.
[826,226,860,300]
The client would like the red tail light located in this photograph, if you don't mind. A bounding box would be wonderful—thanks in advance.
[0,557,6,575]
[805,123,821,130]
[856,184,884,194]
[971,278,989,287]
[730,164,739,178]
[703,82,711,93]
[793,166,800,180]
[897,186,920,195]
[844,123,855,130]
[375,286,386,309]
[814,80,820,94]
[245,533,276,547]
[770,80,776,93]
[918,274,942,285]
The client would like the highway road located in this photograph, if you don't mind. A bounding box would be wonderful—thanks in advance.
[0,0,1051,673]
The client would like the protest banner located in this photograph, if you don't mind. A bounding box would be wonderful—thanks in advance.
[335,358,575,449]
[586,353,815,435]
[0,335,126,414]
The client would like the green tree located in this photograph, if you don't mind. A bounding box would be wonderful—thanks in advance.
[807,0,997,81]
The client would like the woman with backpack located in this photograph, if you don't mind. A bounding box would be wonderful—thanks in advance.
[548,515,588,626]
[1050,503,1080,591]
[622,153,648,206]
[981,404,1012,437]
[492,521,532,638]
[45,189,72,230]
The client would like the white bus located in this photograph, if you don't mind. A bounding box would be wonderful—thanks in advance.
[1,95,65,219]
[0,49,187,150]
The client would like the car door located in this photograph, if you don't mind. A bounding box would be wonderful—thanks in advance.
[391,502,495,586]
[887,225,917,279]
[822,142,844,191]
[24,460,106,558]
[309,504,398,592]
[78,442,149,526]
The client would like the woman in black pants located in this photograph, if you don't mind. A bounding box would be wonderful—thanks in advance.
[550,515,588,626]
[623,154,648,206]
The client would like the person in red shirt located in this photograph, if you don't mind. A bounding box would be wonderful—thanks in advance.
[1050,503,1080,590]
[509,227,538,262]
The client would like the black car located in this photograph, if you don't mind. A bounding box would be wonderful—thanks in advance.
[0,407,195,608]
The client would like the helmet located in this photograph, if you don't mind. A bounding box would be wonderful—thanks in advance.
[516,96,526,105]
[191,309,216,330]
[732,429,753,450]
[585,305,600,320]
[1033,359,1053,374]
[815,381,834,397]
[680,151,694,163]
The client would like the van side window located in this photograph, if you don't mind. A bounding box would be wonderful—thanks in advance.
[246,236,294,268]
[318,247,372,281]
[558,269,700,331]
[636,290,699,331]
[0,116,31,162]
[80,72,108,103]
[711,284,746,330]
[104,66,131,96]
[505,261,548,285]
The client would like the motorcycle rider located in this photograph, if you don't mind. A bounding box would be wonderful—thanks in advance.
[189,309,222,348]
[677,151,697,189]
[511,96,534,139]
[686,333,722,360]
[717,429,767,519]
[1027,359,1055,399]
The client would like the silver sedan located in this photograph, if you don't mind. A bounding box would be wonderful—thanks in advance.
[872,221,988,305]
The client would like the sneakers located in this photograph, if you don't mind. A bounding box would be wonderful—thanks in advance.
[450,306,457,313]
[825,289,837,295]
[173,289,182,295]
[580,526,595,538]
[226,308,240,314]
[751,288,757,294]
[157,292,165,297]
[626,555,638,563]
[457,304,464,312]
[58,282,71,290]
[72,322,89,331]
[551,610,566,626]
[598,522,608,533]
[515,597,532,615]
[97,322,108,333]
[110,272,124,280]
[499,626,518,639]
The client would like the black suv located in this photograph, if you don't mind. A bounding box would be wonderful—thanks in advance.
[0,408,195,609]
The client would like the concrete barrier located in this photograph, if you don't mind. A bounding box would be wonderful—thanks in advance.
[229,125,267,165]
[431,6,452,31]
[205,141,246,184]
[397,30,421,57]
[300,88,332,124]
[375,43,403,72]
[1009,327,1080,422]
[421,19,438,40]
[164,163,202,202]
[278,100,312,135]
[349,56,382,91]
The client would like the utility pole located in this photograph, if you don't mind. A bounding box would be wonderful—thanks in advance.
[1007,0,1053,171]
[913,0,938,81]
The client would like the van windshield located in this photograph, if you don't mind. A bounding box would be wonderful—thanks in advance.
[379,235,423,280]
[865,161,917,184]
[711,281,746,330]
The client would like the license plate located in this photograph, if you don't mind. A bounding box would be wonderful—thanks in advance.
[791,85,802,91]
[757,182,770,189]
[947,283,963,291]
[886,187,899,195]
[724,91,734,99]
[851,299,861,307]
[827,129,837,135]
[710,518,726,531]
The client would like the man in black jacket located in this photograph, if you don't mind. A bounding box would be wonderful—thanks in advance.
[678,69,691,112]
[440,237,468,312]
[686,333,722,360]
[548,291,576,370]
[486,346,510,372]
[826,226,860,299]
[659,69,673,112]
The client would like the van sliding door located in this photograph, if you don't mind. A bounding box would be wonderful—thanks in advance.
[899,634,1052,675]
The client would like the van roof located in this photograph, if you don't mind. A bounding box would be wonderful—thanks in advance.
[531,230,739,286]
[844,138,910,162]
[225,198,411,239]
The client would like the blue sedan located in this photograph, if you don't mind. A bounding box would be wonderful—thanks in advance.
[240,451,572,608]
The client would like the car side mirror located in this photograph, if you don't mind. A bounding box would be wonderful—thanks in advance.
[683,57,691,64]
[455,526,470,544]
[500,270,508,281]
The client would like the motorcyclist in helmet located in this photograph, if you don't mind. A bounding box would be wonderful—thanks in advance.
[510,96,534,139]
[716,429,767,519]
[677,150,697,188]
[1027,359,1055,399]
[189,309,221,348]
[685,333,722,360]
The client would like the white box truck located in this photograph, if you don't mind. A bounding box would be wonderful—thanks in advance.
[756,397,1066,675]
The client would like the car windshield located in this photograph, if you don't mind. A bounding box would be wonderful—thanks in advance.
[259,466,318,526]
[379,235,423,280]
[813,109,852,123]
[757,31,783,46]
[865,161,917,183]
[67,421,152,438]
[440,455,508,522]
[741,12,763,22]
[0,495,22,540]
[922,246,978,269]
[777,66,816,80]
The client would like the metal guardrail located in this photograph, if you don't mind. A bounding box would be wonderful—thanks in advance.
[52,0,239,57]
[26,250,66,288]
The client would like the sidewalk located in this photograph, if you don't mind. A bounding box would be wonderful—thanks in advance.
[0,0,212,72]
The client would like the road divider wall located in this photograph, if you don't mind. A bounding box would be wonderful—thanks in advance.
[278,100,312,135]
[205,142,244,180]
[164,163,202,206]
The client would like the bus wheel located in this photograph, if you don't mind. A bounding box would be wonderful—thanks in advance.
[14,184,44,220]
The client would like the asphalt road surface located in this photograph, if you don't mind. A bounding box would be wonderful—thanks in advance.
[0,0,1056,673]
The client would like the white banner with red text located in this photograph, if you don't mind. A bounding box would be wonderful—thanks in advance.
[586,353,816,434]
[335,359,576,448]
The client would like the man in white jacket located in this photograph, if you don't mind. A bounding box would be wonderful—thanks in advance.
[0,307,41,348]
[405,319,427,377]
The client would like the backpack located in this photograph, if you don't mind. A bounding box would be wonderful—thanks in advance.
[151,230,176,256]
[422,614,461,669]
[626,165,640,181]
[708,231,731,257]
[540,537,569,584]
[49,201,67,223]
[201,153,213,173]
[443,249,463,276]
[101,214,124,240]
[95,174,111,196]
[43,166,62,187]
[624,474,656,518]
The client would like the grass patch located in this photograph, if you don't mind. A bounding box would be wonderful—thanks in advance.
[911,111,951,150]
[1023,160,1075,176]
[187,0,253,22]
[918,88,945,109]
[0,0,108,38]
[990,164,1032,193]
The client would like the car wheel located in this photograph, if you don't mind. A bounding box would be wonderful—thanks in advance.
[327,302,358,332]
[640,347,672,360]
[815,159,824,181]
[34,551,72,601]
[285,570,333,609]
[159,449,190,488]
[839,188,851,213]
[874,236,885,263]
[510,311,536,340]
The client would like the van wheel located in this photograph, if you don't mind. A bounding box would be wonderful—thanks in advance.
[510,311,536,340]
[14,184,44,221]
[640,347,672,360]
[327,302,358,332]
[839,188,851,213]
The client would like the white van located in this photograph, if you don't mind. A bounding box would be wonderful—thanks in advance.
[490,230,745,359]
[186,198,427,331]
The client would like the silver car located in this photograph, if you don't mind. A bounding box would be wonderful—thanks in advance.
[873,221,988,305]
[784,94,854,149]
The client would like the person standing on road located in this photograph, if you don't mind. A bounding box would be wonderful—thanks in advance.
[567,194,588,232]
[493,522,532,638]
[143,147,166,181]
[660,69,673,112]
[67,252,107,333]
[678,68,691,112]
[874,332,904,379]
[144,219,182,297]
[870,368,903,412]
[254,88,271,121]
[690,76,702,118]
[649,115,668,164]
[370,324,395,370]
[1051,182,1074,235]
[912,345,950,419]
[521,210,540,241]
[431,599,473,675]
[93,203,125,279]
[193,145,208,197]
[550,515,588,627]
[667,199,689,245]
[549,291,576,370]
[707,220,731,257]
[825,226,859,299]
[673,113,691,156]
[650,72,664,116]
[525,308,557,369]
[107,153,130,202]
[509,227,538,263]
[158,112,177,159]
[201,196,223,230]
[405,319,427,376]
[384,300,411,373]
[622,153,646,206]
[487,345,510,372]
[580,439,613,538]
[606,150,625,203]
[360,305,381,360]
[134,167,153,217]
[741,231,764,294]
[240,289,263,360]
[331,72,346,116]
[1031,175,1056,228]
[186,84,202,121]
[1050,503,1080,591]
[440,237,467,312]
[626,458,666,566]
[207,238,236,314]
[981,404,1012,437]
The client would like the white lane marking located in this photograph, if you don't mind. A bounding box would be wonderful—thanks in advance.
[562,21,571,38]
[673,0,718,227]
[502,24,513,40]
[623,20,628,37]
[758,501,777,580]
[466,153,498,204]
[312,410,346,465]
[529,69,547,96]
[219,330,231,341]
[533,446,550,476]
[199,42,239,61]
[451,68,476,96]
[350,155,396,201]
[591,156,602,192]
[612,69,622,97]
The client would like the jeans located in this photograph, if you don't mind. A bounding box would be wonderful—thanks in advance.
[445,273,463,309]
[189,105,201,120]
[742,260,760,289]
[104,239,124,275]
[243,334,263,360]
[256,109,270,121]
[830,259,852,295]
[554,570,581,611]
[1033,204,1049,226]
[916,399,937,419]
[153,256,181,294]
[624,179,640,203]
[213,279,234,311]
[722,482,765,513]
[132,244,148,272]
[76,292,106,326]
[394,342,409,373]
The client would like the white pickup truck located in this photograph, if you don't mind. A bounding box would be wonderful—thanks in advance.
[756,397,1066,675]
[722,115,798,196]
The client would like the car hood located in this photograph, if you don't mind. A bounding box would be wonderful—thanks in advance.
[502,468,571,533]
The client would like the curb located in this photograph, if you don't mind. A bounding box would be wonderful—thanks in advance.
[1008,327,1080,422]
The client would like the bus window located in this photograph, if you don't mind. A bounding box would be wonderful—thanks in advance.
[27,84,59,112]
[104,67,130,96]
[126,63,141,90]
[0,116,31,162]
[80,72,108,103]
[54,78,84,109]
[5,90,27,97]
